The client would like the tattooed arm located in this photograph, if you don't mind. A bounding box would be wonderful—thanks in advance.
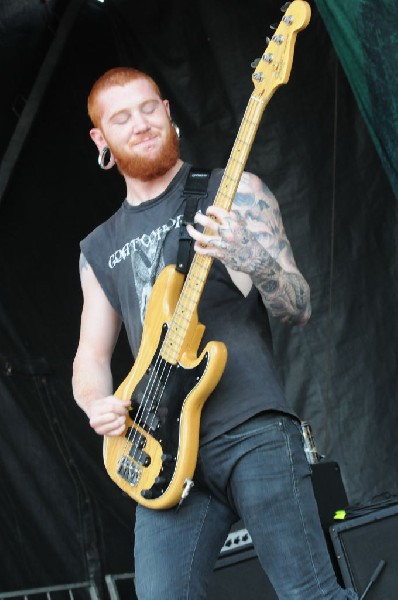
[187,172,311,325]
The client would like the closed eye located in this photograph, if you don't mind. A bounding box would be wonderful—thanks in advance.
[141,100,159,115]
[112,113,130,125]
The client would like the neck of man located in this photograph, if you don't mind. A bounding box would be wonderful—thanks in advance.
[124,159,184,206]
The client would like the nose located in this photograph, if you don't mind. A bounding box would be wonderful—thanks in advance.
[132,112,150,135]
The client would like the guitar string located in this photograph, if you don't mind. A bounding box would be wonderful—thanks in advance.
[117,356,170,485]
[119,52,278,488]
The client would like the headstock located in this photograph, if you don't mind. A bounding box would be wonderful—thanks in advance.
[252,0,311,99]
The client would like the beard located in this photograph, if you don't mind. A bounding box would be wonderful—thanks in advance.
[110,123,179,182]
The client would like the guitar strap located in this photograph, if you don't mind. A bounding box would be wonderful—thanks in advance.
[176,167,211,275]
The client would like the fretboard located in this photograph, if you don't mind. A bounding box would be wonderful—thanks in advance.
[160,93,267,364]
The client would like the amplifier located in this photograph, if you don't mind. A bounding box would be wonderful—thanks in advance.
[329,503,398,599]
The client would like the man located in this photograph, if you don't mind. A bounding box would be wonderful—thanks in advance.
[72,67,357,599]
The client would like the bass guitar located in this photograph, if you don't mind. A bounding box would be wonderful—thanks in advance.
[103,0,311,509]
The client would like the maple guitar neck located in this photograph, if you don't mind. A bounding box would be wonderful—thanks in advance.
[160,0,311,364]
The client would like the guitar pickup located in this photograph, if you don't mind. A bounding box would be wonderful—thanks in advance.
[125,428,147,448]
[141,412,160,432]
[129,445,151,467]
[129,411,160,433]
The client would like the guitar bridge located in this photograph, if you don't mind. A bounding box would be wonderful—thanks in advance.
[117,456,142,486]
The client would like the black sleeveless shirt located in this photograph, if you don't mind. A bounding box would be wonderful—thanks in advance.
[80,163,295,443]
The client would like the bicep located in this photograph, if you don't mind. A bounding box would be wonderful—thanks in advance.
[77,255,122,361]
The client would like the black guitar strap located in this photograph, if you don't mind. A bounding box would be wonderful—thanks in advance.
[176,167,211,275]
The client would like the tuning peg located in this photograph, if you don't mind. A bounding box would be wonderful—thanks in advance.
[270,22,278,30]
[251,57,261,68]
[281,2,291,11]
[266,36,271,44]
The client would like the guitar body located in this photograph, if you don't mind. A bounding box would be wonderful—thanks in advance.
[103,265,228,509]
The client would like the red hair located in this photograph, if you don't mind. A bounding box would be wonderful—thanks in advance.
[87,67,162,128]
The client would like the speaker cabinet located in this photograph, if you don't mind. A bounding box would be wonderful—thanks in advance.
[207,462,348,600]
[208,548,277,600]
[329,504,398,599]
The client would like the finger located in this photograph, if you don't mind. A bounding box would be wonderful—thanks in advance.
[186,223,200,241]
[102,421,127,437]
[90,406,128,425]
[111,397,131,408]
[101,396,130,415]
[187,224,218,250]
[196,234,223,250]
[204,207,238,241]
[193,211,220,234]
[91,414,126,435]
[193,239,226,259]
[111,401,130,415]
[90,411,125,428]
[205,205,229,221]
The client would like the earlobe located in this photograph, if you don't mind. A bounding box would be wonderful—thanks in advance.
[90,128,115,170]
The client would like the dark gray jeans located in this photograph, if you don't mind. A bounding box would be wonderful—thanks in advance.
[134,412,358,599]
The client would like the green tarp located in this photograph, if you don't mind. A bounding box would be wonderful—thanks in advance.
[315,0,398,197]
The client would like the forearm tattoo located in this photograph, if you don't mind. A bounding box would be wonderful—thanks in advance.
[219,221,310,324]
[220,176,311,325]
[247,239,310,325]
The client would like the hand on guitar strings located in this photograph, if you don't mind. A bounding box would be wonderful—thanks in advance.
[186,205,267,276]
[87,395,131,437]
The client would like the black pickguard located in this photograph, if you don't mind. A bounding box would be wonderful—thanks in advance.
[126,324,207,499]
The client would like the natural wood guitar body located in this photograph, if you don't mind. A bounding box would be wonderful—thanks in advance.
[103,265,227,509]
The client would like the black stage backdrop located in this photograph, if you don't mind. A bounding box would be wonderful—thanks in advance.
[0,0,397,593]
